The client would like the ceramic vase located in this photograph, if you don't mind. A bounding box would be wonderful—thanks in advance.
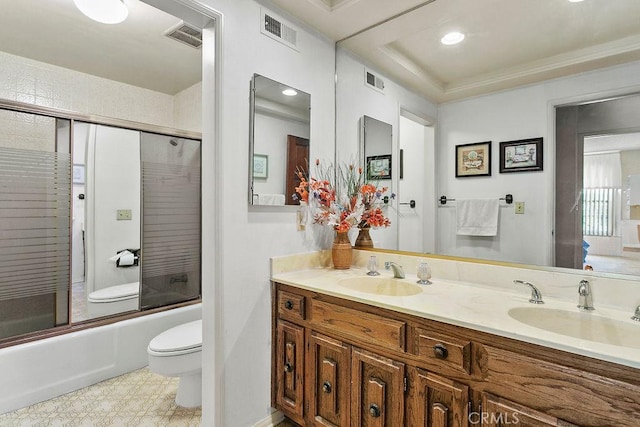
[332,231,352,269]
[354,226,374,249]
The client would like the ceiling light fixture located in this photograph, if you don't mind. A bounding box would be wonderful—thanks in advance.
[441,31,465,46]
[282,88,297,96]
[74,0,129,25]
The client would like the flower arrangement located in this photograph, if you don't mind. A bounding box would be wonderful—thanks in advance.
[293,159,393,233]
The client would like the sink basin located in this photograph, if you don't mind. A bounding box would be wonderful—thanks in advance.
[338,277,422,297]
[508,307,640,348]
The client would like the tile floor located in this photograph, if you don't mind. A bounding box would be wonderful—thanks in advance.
[0,368,200,426]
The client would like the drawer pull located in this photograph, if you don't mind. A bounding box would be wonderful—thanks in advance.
[284,362,293,373]
[433,343,449,359]
[284,300,294,310]
[369,403,381,418]
[322,381,332,393]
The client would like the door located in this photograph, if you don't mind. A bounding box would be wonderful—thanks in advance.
[276,320,305,423]
[406,366,469,427]
[307,331,351,426]
[285,135,309,205]
[481,393,577,426]
[351,347,405,427]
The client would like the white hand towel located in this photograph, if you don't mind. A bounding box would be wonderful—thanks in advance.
[456,199,500,236]
[257,194,286,205]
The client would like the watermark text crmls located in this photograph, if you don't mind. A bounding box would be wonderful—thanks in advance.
[469,411,520,425]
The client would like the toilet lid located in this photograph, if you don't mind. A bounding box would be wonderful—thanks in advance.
[148,319,202,355]
[88,282,139,303]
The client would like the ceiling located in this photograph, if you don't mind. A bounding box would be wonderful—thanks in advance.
[0,0,202,95]
[271,0,640,103]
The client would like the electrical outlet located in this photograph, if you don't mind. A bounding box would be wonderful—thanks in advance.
[117,209,132,220]
[515,202,525,214]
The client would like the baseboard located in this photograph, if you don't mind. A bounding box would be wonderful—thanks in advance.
[252,410,284,427]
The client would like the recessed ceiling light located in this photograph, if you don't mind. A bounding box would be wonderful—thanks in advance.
[441,32,465,46]
[74,0,129,25]
[282,88,297,96]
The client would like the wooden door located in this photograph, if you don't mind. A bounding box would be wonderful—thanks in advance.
[276,320,305,424]
[406,366,469,427]
[351,347,405,427]
[285,135,309,205]
[307,331,351,426]
[481,393,577,426]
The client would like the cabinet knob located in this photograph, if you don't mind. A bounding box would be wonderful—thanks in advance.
[284,300,293,310]
[322,381,332,393]
[284,362,293,373]
[433,343,448,359]
[369,403,381,418]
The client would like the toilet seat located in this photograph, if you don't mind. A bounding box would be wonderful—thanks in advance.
[148,319,202,357]
[88,282,139,303]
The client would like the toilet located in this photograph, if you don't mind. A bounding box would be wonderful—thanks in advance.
[87,282,139,318]
[147,319,202,407]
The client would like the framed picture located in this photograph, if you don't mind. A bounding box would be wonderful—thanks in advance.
[366,154,392,180]
[72,164,85,184]
[455,141,491,177]
[253,154,268,179]
[499,137,543,173]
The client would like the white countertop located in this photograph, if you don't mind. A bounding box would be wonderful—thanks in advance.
[272,266,640,369]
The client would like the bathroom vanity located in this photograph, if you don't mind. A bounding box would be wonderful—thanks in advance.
[271,252,640,426]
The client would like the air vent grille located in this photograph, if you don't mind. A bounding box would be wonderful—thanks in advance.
[261,8,298,51]
[165,22,202,49]
[365,69,385,93]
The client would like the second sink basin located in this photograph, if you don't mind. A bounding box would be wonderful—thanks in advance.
[508,307,640,348]
[338,277,422,297]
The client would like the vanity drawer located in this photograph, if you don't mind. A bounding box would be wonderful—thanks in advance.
[414,328,471,374]
[309,300,406,352]
[277,290,306,322]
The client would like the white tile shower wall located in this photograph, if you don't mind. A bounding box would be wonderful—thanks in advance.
[0,51,174,127]
[174,82,202,133]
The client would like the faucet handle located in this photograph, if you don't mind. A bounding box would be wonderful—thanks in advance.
[632,306,640,322]
[367,256,380,276]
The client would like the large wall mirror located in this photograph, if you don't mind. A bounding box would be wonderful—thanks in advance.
[249,74,311,206]
[334,1,640,281]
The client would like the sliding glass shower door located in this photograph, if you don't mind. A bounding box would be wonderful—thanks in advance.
[140,133,201,310]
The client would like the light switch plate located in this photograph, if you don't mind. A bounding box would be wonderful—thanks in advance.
[515,202,525,214]
[117,209,132,220]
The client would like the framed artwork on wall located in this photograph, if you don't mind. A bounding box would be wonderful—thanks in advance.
[499,137,543,173]
[455,141,491,177]
[366,154,392,180]
[253,154,268,179]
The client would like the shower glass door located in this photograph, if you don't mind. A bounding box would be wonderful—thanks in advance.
[140,132,201,310]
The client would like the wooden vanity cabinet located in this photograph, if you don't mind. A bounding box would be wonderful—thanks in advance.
[272,282,640,427]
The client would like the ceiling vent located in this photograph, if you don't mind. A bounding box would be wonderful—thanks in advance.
[260,8,298,51]
[165,22,202,49]
[365,69,385,93]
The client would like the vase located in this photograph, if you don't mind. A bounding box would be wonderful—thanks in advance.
[332,231,352,269]
[354,226,374,249]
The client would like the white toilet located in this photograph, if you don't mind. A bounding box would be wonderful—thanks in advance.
[147,319,202,407]
[87,282,139,318]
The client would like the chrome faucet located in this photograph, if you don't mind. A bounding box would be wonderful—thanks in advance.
[513,280,544,304]
[632,306,640,322]
[384,262,405,279]
[577,279,595,311]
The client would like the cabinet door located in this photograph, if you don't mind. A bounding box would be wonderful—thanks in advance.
[307,331,351,426]
[481,393,577,427]
[406,366,469,427]
[351,347,405,427]
[276,320,305,423]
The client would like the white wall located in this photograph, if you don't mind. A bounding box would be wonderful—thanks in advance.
[437,60,640,266]
[196,1,336,425]
[336,47,438,250]
[174,82,203,132]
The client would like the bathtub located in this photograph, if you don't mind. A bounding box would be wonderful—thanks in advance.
[0,303,201,414]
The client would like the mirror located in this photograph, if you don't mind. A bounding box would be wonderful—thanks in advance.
[249,74,311,206]
[335,2,640,280]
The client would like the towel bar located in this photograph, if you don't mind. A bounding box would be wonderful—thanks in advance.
[439,194,513,205]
